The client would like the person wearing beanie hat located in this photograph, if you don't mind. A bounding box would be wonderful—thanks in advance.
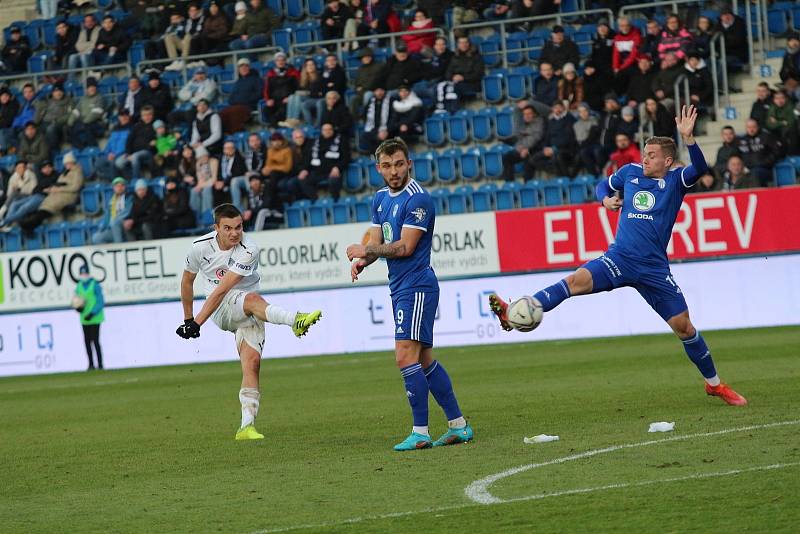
[69,74,110,150]
[74,263,106,370]
[229,0,278,52]
[35,82,73,151]
[558,61,584,111]
[320,0,351,43]
[124,176,163,242]
[153,118,180,175]
[142,68,174,121]
[0,24,32,74]
[262,50,300,127]
[92,176,132,245]
[617,104,639,142]
[350,47,384,117]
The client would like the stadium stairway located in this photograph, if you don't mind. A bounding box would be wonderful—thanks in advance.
[0,0,37,36]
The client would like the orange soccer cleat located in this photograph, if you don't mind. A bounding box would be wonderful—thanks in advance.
[488,293,513,332]
[705,382,748,406]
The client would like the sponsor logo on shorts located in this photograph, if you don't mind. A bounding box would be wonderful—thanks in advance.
[633,191,656,212]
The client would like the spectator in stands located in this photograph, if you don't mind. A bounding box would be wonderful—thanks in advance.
[143,71,174,122]
[117,105,156,180]
[94,15,132,66]
[0,89,20,156]
[529,101,576,177]
[713,125,741,180]
[92,176,132,244]
[260,132,293,217]
[4,160,58,228]
[12,84,37,135]
[289,128,308,178]
[691,172,721,193]
[162,178,195,234]
[617,106,639,142]
[452,0,489,26]
[177,67,219,111]
[532,61,558,107]
[219,141,248,212]
[540,25,580,76]
[574,103,603,176]
[52,21,79,71]
[190,99,224,157]
[69,15,100,75]
[18,122,50,168]
[189,145,220,213]
[67,77,108,150]
[749,82,773,128]
[220,58,263,133]
[626,53,656,108]
[416,0,448,25]
[651,52,684,111]
[484,0,511,22]
[590,19,616,74]
[722,155,759,191]
[0,27,31,74]
[384,42,424,92]
[153,120,180,176]
[502,103,544,181]
[642,97,674,138]
[229,0,278,51]
[360,0,399,36]
[163,11,190,71]
[612,16,642,95]
[780,34,800,100]
[243,174,269,230]
[281,59,320,128]
[0,161,37,229]
[290,123,348,201]
[388,85,424,140]
[691,16,714,59]
[342,0,365,51]
[193,1,231,62]
[96,111,132,181]
[441,35,484,109]
[320,91,353,135]
[350,47,386,118]
[124,179,163,241]
[737,119,780,186]
[423,36,454,84]
[176,3,206,70]
[263,52,300,128]
[765,90,798,155]
[599,94,622,157]
[557,63,583,111]
[657,14,692,62]
[298,54,349,126]
[19,151,84,233]
[641,19,662,61]
[243,132,266,179]
[321,0,352,43]
[718,7,748,67]
[402,9,436,56]
[361,86,392,153]
[685,51,713,111]
[605,133,640,176]
[119,77,146,121]
[581,61,610,112]
[177,145,197,186]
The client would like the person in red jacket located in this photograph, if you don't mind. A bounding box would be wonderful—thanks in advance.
[401,9,436,55]
[606,133,641,176]
[612,16,642,95]
[262,52,300,127]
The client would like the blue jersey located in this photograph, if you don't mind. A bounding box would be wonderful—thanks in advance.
[371,179,438,295]
[603,143,707,265]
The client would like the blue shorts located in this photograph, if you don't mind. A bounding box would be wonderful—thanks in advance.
[391,290,438,348]
[582,249,688,322]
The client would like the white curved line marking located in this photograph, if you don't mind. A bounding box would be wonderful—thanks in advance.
[465,419,800,504]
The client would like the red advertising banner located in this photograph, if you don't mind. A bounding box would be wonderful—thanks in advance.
[496,186,800,272]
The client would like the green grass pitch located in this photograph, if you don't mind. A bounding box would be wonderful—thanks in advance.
[2,326,799,533]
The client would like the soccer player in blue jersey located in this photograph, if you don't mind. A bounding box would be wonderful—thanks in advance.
[490,106,747,406]
[346,137,474,451]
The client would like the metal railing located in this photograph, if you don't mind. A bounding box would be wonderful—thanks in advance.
[135,45,280,81]
[708,32,729,115]
[451,8,614,69]
[0,61,132,87]
[673,74,690,155]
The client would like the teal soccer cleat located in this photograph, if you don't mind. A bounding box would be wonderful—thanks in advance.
[433,424,474,447]
[393,432,432,451]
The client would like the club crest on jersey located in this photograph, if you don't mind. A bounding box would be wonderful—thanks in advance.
[215,268,227,279]
[657,178,666,189]
[633,191,656,212]
[382,222,393,242]
[412,207,427,222]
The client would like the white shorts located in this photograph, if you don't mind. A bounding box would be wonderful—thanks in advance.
[211,289,265,354]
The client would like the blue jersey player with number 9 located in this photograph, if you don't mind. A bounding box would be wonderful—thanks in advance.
[490,106,747,406]
[346,137,474,451]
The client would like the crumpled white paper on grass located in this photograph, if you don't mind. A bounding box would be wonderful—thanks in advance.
[523,434,560,444]
[648,421,675,433]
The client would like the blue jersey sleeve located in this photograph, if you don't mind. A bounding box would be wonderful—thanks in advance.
[596,166,627,201]
[370,192,382,227]
[679,143,709,189]
[402,193,434,232]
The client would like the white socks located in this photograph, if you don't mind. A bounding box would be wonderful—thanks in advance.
[448,416,467,429]
[265,304,296,326]
[412,425,430,437]
[705,375,721,387]
[239,387,260,428]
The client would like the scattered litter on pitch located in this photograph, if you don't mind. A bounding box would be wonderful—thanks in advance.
[524,434,560,444]
[648,422,675,433]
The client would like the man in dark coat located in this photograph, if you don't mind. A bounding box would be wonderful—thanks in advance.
[141,71,174,122]
[0,27,31,74]
[124,179,163,241]
[540,25,580,75]
[93,15,131,65]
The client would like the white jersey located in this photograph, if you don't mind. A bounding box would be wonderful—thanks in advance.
[184,231,261,296]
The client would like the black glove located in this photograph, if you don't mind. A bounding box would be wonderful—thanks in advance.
[84,312,95,321]
[76,306,84,313]
[176,318,201,339]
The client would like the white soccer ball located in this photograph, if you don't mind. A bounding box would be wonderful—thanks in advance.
[507,296,543,332]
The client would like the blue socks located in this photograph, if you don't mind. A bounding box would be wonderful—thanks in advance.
[534,279,571,312]
[424,360,463,421]
[400,363,429,427]
[681,331,718,379]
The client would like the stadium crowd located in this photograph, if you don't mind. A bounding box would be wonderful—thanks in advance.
[0,0,798,244]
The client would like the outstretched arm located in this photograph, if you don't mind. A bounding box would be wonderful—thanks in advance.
[180,270,197,321]
[676,105,709,187]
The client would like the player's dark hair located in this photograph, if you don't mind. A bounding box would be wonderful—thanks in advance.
[644,136,677,161]
[374,137,409,161]
[214,203,242,224]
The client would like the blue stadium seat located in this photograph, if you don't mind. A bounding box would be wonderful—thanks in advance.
[497,182,520,210]
[129,42,146,66]
[568,175,595,204]
[448,186,471,214]
[67,221,91,247]
[81,183,103,216]
[65,80,84,98]
[520,180,541,208]
[344,162,365,193]
[483,144,510,179]
[471,108,495,142]
[447,111,470,144]
[543,177,569,206]
[77,147,101,178]
[473,184,497,212]
[28,52,52,73]
[266,0,282,15]
[459,147,482,181]
[286,0,306,20]
[767,9,788,35]
[365,157,384,188]
[286,200,310,228]
[149,177,166,199]
[412,151,436,186]
[332,198,353,224]
[478,35,502,67]
[794,6,800,31]
[42,20,57,47]
[774,162,797,186]
[354,195,372,222]
[24,227,45,251]
[45,223,68,249]
[507,67,533,101]
[3,227,22,252]
[272,29,292,52]
[24,22,42,49]
[482,74,505,104]
[787,156,800,172]
[424,114,447,146]
[495,106,514,139]
[294,22,319,53]
[435,149,459,183]
[506,32,528,66]
[560,0,578,13]
[97,0,113,7]
[97,76,118,96]
[0,154,17,172]
[526,36,545,62]
[308,199,331,226]
[430,188,449,214]
[307,0,325,17]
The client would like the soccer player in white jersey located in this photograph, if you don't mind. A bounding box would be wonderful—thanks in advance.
[177,204,323,440]
[491,106,747,406]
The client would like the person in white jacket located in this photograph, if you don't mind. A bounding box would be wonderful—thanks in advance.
[388,85,424,139]
[178,67,218,105]
[0,160,38,229]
